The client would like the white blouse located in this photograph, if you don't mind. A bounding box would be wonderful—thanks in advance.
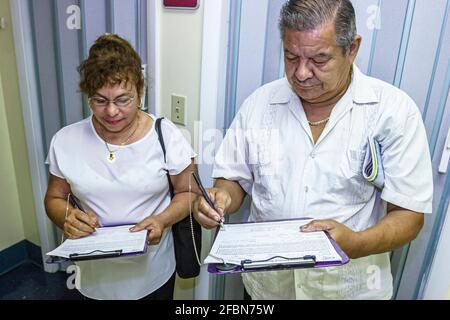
[46,113,196,299]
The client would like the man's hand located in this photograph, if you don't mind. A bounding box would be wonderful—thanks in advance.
[193,187,232,229]
[130,216,166,245]
[64,209,99,239]
[301,219,361,259]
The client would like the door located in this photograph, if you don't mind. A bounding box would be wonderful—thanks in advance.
[220,0,450,300]
[11,0,148,270]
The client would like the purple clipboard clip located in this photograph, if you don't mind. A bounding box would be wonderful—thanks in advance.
[207,218,350,274]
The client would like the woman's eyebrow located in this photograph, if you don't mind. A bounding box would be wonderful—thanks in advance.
[93,92,131,99]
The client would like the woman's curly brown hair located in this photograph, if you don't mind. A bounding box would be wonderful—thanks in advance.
[78,34,144,98]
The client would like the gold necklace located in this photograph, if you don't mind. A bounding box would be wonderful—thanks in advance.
[101,114,140,163]
[308,117,330,126]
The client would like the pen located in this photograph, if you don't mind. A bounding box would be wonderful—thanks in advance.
[192,172,225,229]
[69,194,85,212]
[69,194,98,229]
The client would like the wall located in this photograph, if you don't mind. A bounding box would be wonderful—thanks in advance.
[155,1,204,299]
[0,74,25,251]
[158,2,204,139]
[0,0,39,250]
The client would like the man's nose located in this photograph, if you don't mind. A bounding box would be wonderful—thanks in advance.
[295,61,313,82]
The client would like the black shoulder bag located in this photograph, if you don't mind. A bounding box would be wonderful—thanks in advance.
[154,117,202,279]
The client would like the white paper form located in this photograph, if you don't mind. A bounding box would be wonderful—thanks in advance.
[204,220,343,266]
[47,225,147,259]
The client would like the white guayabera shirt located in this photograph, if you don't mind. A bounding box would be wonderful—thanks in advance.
[212,65,433,300]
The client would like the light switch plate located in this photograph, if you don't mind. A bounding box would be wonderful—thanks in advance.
[171,94,186,126]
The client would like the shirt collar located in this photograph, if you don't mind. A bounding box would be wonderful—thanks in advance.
[269,78,294,105]
[350,64,380,104]
[269,64,380,106]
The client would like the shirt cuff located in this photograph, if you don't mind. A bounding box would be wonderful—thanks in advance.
[212,169,252,195]
[381,186,432,214]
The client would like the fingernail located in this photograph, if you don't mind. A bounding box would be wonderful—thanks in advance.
[130,227,135,232]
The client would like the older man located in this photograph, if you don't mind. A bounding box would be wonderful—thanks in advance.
[194,0,433,299]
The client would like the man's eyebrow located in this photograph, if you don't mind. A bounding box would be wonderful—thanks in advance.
[284,48,296,54]
[313,52,332,59]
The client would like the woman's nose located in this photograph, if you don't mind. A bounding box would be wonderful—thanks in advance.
[105,103,119,117]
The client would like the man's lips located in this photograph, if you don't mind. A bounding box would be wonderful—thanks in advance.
[295,83,319,89]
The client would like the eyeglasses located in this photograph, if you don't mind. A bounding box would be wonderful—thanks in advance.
[89,96,135,107]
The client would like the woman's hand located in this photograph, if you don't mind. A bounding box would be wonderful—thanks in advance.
[130,216,166,245]
[64,208,99,239]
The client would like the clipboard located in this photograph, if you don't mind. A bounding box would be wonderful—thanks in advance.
[206,218,350,274]
[46,224,148,264]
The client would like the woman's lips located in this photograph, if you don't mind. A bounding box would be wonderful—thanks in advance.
[105,119,123,126]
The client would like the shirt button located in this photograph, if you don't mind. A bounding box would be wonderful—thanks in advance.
[310,153,316,159]
[305,186,309,192]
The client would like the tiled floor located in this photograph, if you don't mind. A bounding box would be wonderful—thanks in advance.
[0,262,84,300]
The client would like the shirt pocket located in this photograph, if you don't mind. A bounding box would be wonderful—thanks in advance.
[331,148,374,205]
[248,140,281,202]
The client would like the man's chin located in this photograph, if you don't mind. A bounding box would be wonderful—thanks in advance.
[295,90,322,102]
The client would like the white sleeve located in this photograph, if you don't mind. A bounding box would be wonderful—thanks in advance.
[212,98,253,194]
[380,105,433,214]
[161,119,196,175]
[45,134,65,179]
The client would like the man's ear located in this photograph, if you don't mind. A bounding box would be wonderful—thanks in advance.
[347,35,362,63]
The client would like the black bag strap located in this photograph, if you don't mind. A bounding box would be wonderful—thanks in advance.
[155,118,174,198]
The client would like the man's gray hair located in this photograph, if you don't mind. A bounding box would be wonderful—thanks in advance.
[279,0,357,53]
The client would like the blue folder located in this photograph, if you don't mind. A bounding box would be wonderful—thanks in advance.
[362,136,385,190]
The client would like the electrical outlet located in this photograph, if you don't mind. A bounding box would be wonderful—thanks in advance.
[171,94,186,126]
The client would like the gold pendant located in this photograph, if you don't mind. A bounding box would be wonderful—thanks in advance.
[107,153,116,163]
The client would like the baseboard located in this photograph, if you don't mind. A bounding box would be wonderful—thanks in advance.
[0,240,42,275]
[25,240,43,267]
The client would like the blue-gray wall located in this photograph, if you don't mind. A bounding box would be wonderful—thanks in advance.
[29,0,148,152]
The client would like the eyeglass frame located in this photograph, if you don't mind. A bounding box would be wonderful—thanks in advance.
[88,95,136,108]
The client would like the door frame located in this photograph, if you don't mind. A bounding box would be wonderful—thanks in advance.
[10,0,156,273]
[10,0,58,272]
[197,0,231,299]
